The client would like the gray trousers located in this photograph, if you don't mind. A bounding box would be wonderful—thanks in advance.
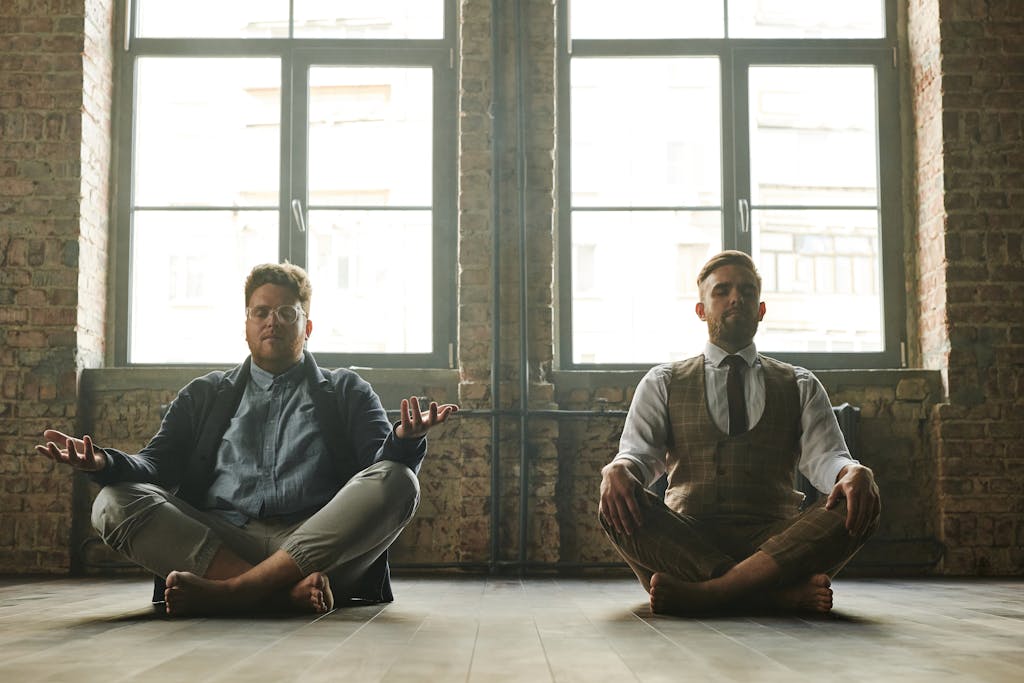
[91,460,419,591]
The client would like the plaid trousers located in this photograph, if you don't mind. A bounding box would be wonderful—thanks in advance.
[600,488,878,587]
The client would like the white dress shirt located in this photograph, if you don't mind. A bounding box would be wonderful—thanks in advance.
[613,342,856,495]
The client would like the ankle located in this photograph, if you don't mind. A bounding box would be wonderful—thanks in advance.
[220,575,249,596]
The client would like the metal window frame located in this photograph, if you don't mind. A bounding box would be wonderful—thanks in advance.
[556,0,904,371]
[110,0,458,369]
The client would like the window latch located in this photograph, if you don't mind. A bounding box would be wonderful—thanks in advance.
[737,198,750,234]
[124,0,132,51]
[290,199,307,233]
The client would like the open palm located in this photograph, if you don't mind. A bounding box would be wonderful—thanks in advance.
[35,430,107,471]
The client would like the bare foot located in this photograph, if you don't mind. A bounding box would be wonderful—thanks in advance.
[650,572,833,616]
[164,571,242,616]
[649,572,720,615]
[281,572,334,614]
[164,570,334,617]
[764,574,833,613]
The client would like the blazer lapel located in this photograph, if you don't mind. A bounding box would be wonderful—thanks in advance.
[180,359,249,503]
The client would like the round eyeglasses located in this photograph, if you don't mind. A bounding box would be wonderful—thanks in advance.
[245,304,306,324]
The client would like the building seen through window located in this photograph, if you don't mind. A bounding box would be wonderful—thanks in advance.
[121,1,450,365]
[565,0,897,366]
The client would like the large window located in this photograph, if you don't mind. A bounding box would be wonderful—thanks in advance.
[114,1,456,367]
[559,0,904,369]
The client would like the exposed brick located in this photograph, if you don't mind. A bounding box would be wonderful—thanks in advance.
[909,0,1024,576]
[1,0,1021,578]
[896,378,931,401]
[0,0,109,573]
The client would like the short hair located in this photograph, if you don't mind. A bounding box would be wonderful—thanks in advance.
[696,250,762,294]
[244,262,312,316]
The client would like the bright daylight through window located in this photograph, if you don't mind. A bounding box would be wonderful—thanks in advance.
[563,0,901,368]
[118,1,452,366]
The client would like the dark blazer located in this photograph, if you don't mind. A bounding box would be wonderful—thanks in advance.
[91,349,426,602]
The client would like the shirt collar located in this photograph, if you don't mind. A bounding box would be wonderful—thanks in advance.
[249,356,305,390]
[705,341,758,368]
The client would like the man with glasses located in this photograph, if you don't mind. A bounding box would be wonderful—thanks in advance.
[36,263,457,616]
[599,250,880,615]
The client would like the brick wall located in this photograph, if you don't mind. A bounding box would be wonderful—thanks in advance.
[77,0,112,369]
[454,0,498,565]
[909,0,948,379]
[75,367,946,575]
[0,0,113,573]
[3,0,1023,577]
[912,0,1024,574]
[456,0,561,566]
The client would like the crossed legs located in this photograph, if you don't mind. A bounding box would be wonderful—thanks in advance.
[600,490,877,615]
[646,551,834,615]
[92,461,420,616]
[161,548,333,617]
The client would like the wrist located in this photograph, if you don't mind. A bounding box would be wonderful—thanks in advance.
[603,459,637,481]
[836,462,869,483]
[393,422,422,441]
[95,448,110,471]
[602,461,624,477]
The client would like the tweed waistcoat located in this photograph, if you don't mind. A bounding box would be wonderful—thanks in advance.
[665,353,804,520]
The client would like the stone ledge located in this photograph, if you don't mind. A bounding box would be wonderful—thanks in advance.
[83,366,946,406]
[81,366,461,406]
[553,367,945,396]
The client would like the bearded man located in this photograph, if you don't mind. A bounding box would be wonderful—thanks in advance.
[599,250,880,615]
[37,263,457,616]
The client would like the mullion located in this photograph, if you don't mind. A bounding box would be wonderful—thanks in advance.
[750,205,880,211]
[572,206,722,212]
[307,205,433,211]
[134,206,279,211]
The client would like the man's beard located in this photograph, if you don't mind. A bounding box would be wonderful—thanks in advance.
[709,313,759,347]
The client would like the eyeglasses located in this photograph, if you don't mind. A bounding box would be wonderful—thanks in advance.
[245,304,306,324]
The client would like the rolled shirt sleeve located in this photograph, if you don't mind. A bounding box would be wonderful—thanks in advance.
[612,364,673,488]
[794,367,858,495]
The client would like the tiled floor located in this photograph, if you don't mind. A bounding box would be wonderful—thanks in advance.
[0,575,1021,682]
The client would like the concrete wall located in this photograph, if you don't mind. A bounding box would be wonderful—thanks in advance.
[1,0,1021,575]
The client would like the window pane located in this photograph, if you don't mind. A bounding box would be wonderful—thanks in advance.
[294,1,444,39]
[135,58,280,207]
[749,66,878,207]
[571,211,721,364]
[753,209,882,353]
[728,0,884,38]
[130,211,278,363]
[308,67,432,207]
[137,0,288,38]
[571,0,724,39]
[306,211,432,354]
[572,58,721,207]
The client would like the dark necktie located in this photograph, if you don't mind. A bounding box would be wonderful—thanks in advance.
[723,355,748,436]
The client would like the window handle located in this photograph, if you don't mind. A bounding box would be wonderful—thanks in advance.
[737,198,750,234]
[291,199,307,233]
[124,0,132,51]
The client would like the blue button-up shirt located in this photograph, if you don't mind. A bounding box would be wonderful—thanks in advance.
[204,357,338,525]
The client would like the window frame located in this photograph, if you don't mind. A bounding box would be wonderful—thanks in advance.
[556,0,904,371]
[111,0,458,369]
